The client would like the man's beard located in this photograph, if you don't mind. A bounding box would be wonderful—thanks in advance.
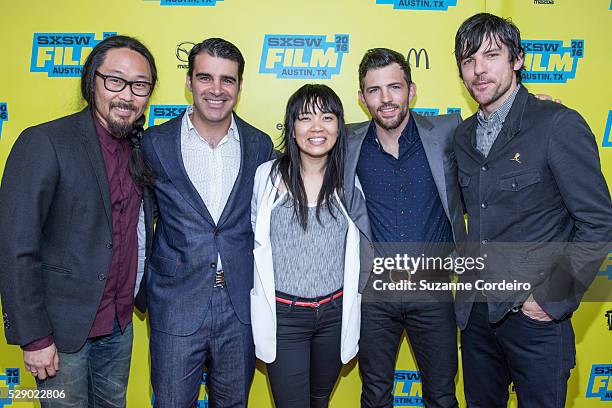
[372,104,408,131]
[108,102,136,139]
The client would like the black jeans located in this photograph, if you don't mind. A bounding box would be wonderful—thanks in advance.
[266,295,343,408]
[359,290,458,408]
[461,300,576,408]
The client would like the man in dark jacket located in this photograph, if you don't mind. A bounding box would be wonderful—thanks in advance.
[453,13,612,408]
[0,35,156,407]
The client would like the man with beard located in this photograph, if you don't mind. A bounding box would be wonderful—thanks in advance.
[0,35,156,407]
[343,48,466,407]
[453,13,612,407]
[142,38,273,407]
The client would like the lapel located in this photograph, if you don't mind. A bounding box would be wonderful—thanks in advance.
[485,85,528,162]
[217,113,259,228]
[412,113,450,218]
[76,108,112,234]
[152,115,216,226]
[345,122,373,239]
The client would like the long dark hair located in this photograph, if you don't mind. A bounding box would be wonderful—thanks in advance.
[81,35,157,188]
[272,84,347,230]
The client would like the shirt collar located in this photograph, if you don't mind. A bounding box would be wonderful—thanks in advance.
[184,105,240,143]
[366,111,417,150]
[477,84,521,127]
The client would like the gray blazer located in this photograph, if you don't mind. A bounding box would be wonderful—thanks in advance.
[344,113,467,293]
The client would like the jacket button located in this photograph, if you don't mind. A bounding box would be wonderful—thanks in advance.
[511,182,518,189]
[481,202,488,209]
[98,273,106,281]
[106,242,113,249]
[210,262,217,269]
[481,165,488,171]
[481,239,489,245]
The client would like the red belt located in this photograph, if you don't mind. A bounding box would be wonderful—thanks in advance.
[275,290,343,308]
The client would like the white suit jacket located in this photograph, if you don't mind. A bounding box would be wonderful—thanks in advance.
[250,160,362,364]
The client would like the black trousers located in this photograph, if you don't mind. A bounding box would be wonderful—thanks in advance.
[461,300,576,408]
[359,290,459,408]
[266,296,343,408]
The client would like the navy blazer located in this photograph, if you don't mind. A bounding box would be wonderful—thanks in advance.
[142,112,273,336]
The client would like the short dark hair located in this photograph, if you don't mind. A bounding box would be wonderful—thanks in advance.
[187,38,245,81]
[81,35,157,108]
[358,48,412,91]
[454,13,524,82]
[272,84,347,230]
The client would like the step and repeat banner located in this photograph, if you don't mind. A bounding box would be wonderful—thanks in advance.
[0,0,610,406]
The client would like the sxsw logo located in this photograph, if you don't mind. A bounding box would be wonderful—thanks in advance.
[376,0,457,10]
[30,32,116,77]
[148,105,188,127]
[0,103,7,140]
[176,41,195,69]
[586,364,612,401]
[259,34,349,79]
[0,368,20,408]
[407,48,430,69]
[413,107,461,117]
[393,370,423,406]
[151,372,208,407]
[148,0,223,5]
[602,110,612,147]
[598,251,612,279]
[521,39,584,83]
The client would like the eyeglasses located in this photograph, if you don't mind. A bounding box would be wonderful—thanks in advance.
[95,71,153,97]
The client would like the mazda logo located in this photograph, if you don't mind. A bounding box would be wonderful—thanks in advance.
[176,41,196,63]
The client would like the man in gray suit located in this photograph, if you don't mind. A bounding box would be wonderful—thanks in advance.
[344,48,466,408]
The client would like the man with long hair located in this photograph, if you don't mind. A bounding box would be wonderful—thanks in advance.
[0,35,157,406]
[142,38,273,407]
[453,13,612,407]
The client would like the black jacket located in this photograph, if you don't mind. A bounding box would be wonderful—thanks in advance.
[454,86,612,328]
[0,108,154,352]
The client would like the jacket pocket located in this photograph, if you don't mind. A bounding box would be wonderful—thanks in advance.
[499,169,541,192]
[148,253,178,277]
[41,263,72,276]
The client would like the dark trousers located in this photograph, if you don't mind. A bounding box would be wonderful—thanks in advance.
[359,292,458,408]
[461,301,576,408]
[150,286,255,408]
[266,296,343,408]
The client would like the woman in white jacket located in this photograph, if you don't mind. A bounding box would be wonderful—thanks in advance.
[250,84,361,408]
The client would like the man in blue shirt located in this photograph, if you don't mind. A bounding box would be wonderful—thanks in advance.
[344,48,466,408]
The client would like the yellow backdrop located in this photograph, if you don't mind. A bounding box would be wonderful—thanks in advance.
[0,0,610,406]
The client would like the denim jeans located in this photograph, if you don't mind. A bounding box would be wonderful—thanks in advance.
[461,300,576,408]
[266,294,343,408]
[36,319,133,408]
[359,289,458,408]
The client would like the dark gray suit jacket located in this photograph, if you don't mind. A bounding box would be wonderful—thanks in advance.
[344,113,467,292]
[454,86,612,328]
[0,108,153,352]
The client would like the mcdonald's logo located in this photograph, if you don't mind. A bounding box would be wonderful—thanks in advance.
[407,48,430,69]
